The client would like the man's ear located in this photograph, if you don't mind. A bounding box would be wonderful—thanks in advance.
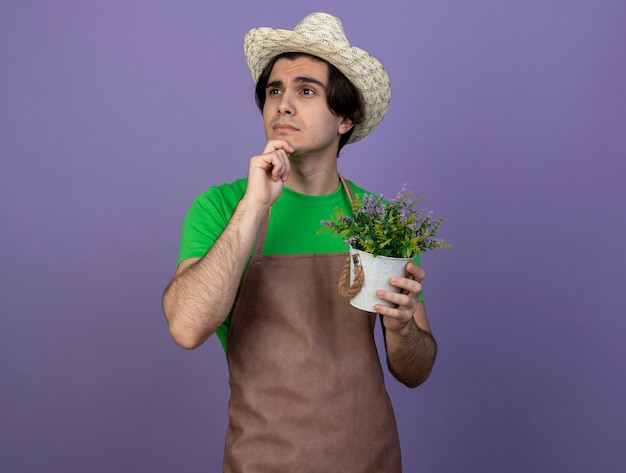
[337,116,354,136]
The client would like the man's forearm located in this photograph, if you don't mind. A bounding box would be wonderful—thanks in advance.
[162,198,266,349]
[384,317,437,388]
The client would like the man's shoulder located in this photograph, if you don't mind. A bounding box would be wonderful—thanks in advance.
[343,178,374,198]
[192,177,247,205]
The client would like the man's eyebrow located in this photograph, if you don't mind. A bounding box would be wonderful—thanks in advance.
[266,77,326,89]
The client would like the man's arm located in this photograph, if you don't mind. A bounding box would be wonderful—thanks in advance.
[162,141,293,349]
[162,199,266,349]
[375,262,437,388]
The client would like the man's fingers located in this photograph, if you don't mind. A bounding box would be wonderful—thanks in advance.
[263,140,294,155]
[268,149,290,181]
[259,140,292,182]
[406,262,426,282]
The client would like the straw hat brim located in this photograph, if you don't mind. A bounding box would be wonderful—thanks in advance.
[244,25,390,143]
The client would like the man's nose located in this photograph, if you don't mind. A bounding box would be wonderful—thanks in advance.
[277,92,294,115]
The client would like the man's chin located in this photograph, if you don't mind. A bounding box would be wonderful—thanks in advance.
[265,134,296,151]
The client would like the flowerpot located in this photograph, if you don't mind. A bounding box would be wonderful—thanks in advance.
[346,247,412,312]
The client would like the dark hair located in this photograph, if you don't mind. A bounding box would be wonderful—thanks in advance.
[255,52,364,156]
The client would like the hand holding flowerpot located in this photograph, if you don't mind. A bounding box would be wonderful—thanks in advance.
[340,247,413,312]
[320,181,451,313]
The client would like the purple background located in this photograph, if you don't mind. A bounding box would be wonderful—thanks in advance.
[2,1,625,472]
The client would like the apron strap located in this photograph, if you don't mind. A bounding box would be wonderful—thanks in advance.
[251,175,354,257]
[339,174,356,202]
[253,208,271,257]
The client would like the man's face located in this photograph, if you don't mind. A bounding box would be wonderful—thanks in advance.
[263,56,353,158]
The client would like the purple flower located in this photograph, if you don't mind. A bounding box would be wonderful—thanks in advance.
[318,184,450,257]
[392,183,409,204]
[400,206,411,223]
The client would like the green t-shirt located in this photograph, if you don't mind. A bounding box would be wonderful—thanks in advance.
[178,178,370,350]
[177,178,421,351]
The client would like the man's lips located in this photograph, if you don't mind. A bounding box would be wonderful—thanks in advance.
[272,122,299,133]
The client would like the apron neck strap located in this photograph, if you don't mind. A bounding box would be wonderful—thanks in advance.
[339,174,356,202]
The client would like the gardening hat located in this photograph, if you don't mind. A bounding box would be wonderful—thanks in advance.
[244,12,391,143]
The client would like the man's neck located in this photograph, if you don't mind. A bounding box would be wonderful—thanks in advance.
[284,156,340,196]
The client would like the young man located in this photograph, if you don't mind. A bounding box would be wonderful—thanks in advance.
[162,12,436,472]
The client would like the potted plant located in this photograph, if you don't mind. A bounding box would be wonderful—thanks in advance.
[319,184,450,311]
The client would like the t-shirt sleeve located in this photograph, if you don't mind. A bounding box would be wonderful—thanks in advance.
[176,185,240,266]
[412,253,424,302]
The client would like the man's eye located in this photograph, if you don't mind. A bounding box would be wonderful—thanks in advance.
[268,88,281,96]
[302,88,315,95]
